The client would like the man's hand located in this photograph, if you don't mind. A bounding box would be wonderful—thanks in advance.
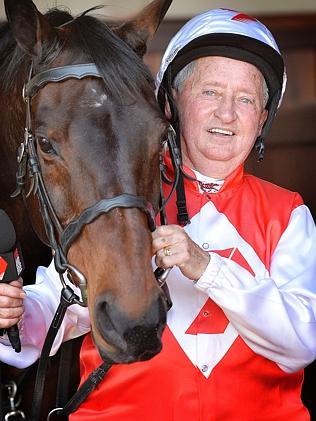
[0,278,25,330]
[152,225,210,281]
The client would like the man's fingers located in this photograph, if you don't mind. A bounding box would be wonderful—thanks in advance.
[9,278,23,288]
[0,283,26,299]
[0,295,24,308]
[0,317,22,329]
[0,301,24,328]
[0,279,25,329]
[152,224,183,240]
[155,244,186,267]
[152,225,187,253]
[0,305,24,319]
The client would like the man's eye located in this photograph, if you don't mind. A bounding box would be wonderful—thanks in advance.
[202,90,216,96]
[239,97,253,104]
[37,136,56,154]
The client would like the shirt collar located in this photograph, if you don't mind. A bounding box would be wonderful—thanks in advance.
[164,154,244,194]
[192,169,224,193]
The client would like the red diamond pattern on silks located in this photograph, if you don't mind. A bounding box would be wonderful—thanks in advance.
[185,248,255,335]
[186,299,229,334]
[0,256,8,281]
[212,248,255,277]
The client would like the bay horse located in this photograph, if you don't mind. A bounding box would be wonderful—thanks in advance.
[0,0,172,417]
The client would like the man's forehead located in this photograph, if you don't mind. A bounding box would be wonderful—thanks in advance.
[192,56,265,83]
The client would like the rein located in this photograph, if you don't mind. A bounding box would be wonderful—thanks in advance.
[12,62,179,420]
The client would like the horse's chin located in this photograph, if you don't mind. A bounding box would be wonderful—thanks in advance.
[96,338,163,364]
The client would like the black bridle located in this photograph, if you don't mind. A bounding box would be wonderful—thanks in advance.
[11,62,180,421]
[13,62,178,306]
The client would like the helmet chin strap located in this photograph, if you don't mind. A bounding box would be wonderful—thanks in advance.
[165,70,191,226]
[255,89,281,162]
[255,136,265,161]
[174,129,191,226]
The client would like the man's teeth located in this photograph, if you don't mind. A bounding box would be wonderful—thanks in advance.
[209,128,234,136]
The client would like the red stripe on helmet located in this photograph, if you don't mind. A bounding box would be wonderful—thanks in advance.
[232,13,258,22]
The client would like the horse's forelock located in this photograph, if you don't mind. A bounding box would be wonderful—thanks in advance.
[45,8,74,26]
[65,13,155,99]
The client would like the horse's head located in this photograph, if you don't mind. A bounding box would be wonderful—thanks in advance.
[4,0,172,363]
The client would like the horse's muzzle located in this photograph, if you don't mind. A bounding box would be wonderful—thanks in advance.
[94,290,167,363]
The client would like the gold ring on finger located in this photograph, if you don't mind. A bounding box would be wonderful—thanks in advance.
[163,247,172,257]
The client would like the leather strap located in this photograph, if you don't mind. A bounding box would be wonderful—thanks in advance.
[24,63,102,98]
[50,362,111,419]
[60,194,156,255]
[55,340,74,410]
[29,287,79,421]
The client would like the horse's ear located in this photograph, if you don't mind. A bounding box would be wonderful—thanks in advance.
[5,0,57,58]
[114,0,172,57]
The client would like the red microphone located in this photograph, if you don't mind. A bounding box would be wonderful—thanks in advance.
[0,209,25,352]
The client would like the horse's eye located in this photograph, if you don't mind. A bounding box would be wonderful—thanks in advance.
[37,136,55,155]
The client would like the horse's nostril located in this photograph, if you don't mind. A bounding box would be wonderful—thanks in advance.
[95,291,167,358]
[95,299,128,352]
[124,324,162,360]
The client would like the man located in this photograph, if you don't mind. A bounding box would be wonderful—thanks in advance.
[1,8,316,420]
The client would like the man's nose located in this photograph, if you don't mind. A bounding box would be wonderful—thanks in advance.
[213,95,237,123]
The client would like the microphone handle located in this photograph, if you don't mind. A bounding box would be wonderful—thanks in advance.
[7,324,21,353]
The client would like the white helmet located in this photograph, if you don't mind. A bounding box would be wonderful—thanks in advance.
[156,8,286,149]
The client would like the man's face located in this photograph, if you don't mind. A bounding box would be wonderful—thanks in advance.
[173,56,268,178]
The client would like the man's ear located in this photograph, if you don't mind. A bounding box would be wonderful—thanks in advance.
[113,0,172,57]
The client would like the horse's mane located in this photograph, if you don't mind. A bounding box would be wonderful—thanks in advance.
[0,7,154,98]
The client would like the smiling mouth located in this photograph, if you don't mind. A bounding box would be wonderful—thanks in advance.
[207,128,235,136]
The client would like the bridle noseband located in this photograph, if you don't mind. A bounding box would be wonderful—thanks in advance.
[13,62,177,306]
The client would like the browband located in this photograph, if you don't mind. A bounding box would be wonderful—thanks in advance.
[24,63,102,99]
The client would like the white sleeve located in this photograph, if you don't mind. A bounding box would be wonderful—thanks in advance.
[0,259,90,369]
[194,205,316,373]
